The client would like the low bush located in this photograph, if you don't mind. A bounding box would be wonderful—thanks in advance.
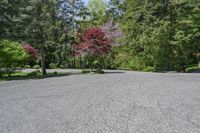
[143,66,155,72]
[52,71,58,75]
[59,65,66,69]
[28,70,41,76]
[49,63,57,69]
[186,66,200,73]
[0,69,5,77]
[0,40,28,75]
[91,68,104,74]
[0,68,16,77]
[33,65,40,69]
[128,57,145,71]
[81,70,90,74]
[24,65,30,68]
[96,68,104,74]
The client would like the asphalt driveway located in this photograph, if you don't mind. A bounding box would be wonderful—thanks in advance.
[0,71,200,133]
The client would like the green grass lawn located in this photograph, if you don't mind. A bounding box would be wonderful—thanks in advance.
[0,71,72,81]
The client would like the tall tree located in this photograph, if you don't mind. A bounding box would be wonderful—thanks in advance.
[87,0,108,26]
[0,0,30,39]
[24,0,60,75]
[120,0,200,71]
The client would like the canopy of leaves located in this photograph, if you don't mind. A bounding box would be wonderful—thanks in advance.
[0,40,28,68]
[76,27,112,56]
[23,44,38,60]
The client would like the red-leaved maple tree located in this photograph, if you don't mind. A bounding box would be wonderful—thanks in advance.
[23,44,38,60]
[76,27,112,56]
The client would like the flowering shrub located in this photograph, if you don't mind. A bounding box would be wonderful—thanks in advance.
[23,44,38,60]
[76,27,112,56]
[74,22,123,72]
[102,19,123,46]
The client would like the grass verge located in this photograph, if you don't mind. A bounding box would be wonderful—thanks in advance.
[186,65,200,73]
[0,72,72,81]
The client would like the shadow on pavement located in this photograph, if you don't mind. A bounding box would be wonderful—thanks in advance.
[0,73,82,81]
[104,71,125,74]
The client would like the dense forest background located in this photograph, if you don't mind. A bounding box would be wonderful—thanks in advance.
[0,0,200,74]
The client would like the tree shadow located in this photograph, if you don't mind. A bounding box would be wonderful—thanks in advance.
[103,71,125,74]
[0,73,82,81]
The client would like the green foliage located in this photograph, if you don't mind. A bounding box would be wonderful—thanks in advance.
[186,65,200,73]
[49,63,57,69]
[127,56,145,71]
[24,65,31,68]
[59,65,66,69]
[81,70,90,74]
[143,66,155,72]
[84,55,104,70]
[0,40,28,75]
[0,71,29,78]
[87,0,108,26]
[33,65,40,69]
[28,70,41,76]
[52,71,58,75]
[95,68,104,74]
[114,0,200,72]
[197,53,200,62]
[1,0,199,73]
[108,46,132,69]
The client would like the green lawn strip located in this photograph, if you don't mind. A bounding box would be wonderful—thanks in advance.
[0,72,74,81]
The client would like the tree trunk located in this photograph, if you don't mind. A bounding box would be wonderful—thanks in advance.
[40,43,46,76]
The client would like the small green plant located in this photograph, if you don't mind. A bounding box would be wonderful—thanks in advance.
[128,57,145,71]
[52,71,58,75]
[28,70,41,76]
[33,65,40,69]
[197,53,200,68]
[95,68,104,74]
[49,63,57,69]
[59,65,66,69]
[0,69,5,77]
[24,65,30,68]
[143,66,155,72]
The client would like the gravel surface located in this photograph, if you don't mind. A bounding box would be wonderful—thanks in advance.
[0,70,200,133]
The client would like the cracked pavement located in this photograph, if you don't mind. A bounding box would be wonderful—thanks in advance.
[0,71,200,133]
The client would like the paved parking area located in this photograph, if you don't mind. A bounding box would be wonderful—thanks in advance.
[0,71,200,133]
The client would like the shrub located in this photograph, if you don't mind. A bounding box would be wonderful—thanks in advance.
[95,68,104,74]
[33,65,40,69]
[52,71,58,75]
[143,66,155,72]
[49,63,57,69]
[0,40,28,75]
[186,66,200,73]
[197,53,200,62]
[128,57,145,71]
[59,65,66,69]
[197,53,200,68]
[0,69,6,77]
[76,27,112,72]
[81,70,90,74]
[24,65,31,68]
[28,70,41,76]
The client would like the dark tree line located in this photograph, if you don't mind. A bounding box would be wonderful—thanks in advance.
[108,0,200,71]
